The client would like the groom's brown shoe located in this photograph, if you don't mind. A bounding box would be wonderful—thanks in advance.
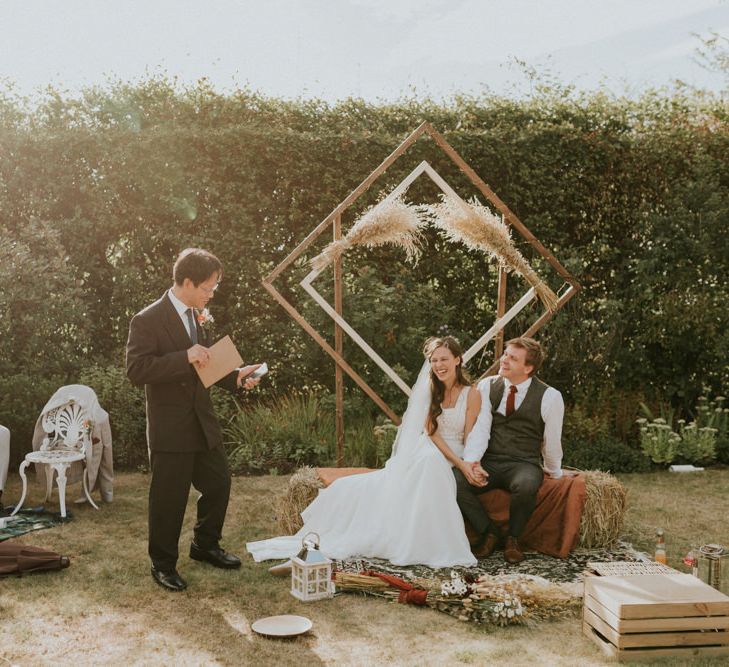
[472,532,499,559]
[504,536,525,564]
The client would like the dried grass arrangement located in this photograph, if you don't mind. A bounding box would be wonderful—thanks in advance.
[274,466,323,535]
[311,196,424,272]
[578,470,627,549]
[334,570,580,627]
[425,195,559,312]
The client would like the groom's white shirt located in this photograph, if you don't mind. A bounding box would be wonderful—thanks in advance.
[462,375,564,478]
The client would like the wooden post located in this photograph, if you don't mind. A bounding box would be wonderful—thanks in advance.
[494,266,507,360]
[333,214,345,467]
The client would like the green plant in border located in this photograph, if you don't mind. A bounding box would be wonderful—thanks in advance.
[225,393,335,474]
[694,393,729,464]
[676,420,717,463]
[636,418,682,464]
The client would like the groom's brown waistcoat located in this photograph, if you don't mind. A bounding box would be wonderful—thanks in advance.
[486,376,548,467]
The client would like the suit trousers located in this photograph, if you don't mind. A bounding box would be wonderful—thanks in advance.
[148,444,231,571]
[453,458,543,540]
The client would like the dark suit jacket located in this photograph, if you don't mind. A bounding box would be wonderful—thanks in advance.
[126,291,238,453]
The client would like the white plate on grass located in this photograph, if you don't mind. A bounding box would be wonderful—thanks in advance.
[251,615,312,637]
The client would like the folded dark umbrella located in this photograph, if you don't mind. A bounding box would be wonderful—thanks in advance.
[0,541,70,576]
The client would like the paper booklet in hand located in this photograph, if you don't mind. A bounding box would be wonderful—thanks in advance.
[194,335,243,388]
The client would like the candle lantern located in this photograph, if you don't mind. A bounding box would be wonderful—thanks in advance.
[697,544,729,596]
[290,532,335,602]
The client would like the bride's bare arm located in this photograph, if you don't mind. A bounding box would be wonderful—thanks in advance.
[428,428,468,469]
[464,388,488,486]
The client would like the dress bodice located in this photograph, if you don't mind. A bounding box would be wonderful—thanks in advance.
[435,386,469,458]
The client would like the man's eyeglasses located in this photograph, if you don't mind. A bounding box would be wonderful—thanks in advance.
[199,283,219,295]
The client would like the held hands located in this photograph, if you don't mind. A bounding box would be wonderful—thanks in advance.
[187,344,211,368]
[460,460,488,487]
[237,364,262,390]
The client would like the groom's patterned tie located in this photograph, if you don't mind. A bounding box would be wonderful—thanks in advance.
[505,385,517,417]
[186,308,198,345]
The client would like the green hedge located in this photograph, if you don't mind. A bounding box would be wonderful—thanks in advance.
[1,79,727,468]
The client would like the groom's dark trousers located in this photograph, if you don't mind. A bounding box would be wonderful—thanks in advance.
[126,291,238,571]
[454,376,548,540]
[453,460,543,538]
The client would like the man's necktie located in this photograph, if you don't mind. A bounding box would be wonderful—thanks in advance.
[505,385,517,417]
[186,308,198,344]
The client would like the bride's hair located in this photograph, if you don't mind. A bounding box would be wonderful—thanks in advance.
[423,336,471,436]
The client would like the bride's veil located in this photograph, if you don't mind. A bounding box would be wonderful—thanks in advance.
[388,360,431,463]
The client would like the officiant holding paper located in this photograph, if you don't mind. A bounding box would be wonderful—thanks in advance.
[126,248,261,592]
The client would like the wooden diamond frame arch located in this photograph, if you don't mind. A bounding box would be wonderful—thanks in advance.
[262,121,580,464]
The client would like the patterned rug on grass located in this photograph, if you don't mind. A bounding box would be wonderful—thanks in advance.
[335,541,647,585]
[332,544,649,627]
[0,508,71,542]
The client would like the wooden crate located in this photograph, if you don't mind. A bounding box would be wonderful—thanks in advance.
[582,573,729,662]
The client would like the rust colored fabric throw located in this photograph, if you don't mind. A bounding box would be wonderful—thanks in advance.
[317,468,586,559]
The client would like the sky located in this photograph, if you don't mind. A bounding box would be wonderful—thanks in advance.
[1,0,728,101]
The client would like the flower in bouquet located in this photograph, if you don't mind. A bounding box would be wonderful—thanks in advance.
[491,594,525,624]
[196,308,214,328]
[440,571,469,597]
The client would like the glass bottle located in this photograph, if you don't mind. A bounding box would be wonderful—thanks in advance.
[683,547,699,577]
[655,529,667,565]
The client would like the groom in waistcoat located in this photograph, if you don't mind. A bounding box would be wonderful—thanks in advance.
[453,337,564,564]
[126,248,261,592]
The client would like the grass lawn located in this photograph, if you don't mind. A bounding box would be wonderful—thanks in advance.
[1,469,728,666]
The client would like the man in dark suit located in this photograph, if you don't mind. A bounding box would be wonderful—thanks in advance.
[126,248,260,592]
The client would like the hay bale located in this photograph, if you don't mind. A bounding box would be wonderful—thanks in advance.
[275,466,323,534]
[579,470,627,549]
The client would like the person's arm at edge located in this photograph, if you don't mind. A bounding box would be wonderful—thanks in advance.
[542,387,564,479]
[462,378,494,463]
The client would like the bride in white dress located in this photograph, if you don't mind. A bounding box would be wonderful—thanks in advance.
[246,336,482,567]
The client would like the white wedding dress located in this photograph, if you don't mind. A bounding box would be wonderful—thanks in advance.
[246,363,477,567]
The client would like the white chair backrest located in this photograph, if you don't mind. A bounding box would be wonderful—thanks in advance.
[40,400,91,453]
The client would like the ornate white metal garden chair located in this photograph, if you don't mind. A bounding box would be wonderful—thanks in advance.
[12,399,99,518]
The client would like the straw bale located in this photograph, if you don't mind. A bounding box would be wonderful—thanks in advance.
[578,470,627,549]
[275,466,323,535]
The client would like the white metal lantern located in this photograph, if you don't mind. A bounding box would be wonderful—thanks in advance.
[290,532,335,601]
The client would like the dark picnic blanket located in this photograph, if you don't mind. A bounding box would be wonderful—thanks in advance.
[0,507,70,542]
[336,541,646,585]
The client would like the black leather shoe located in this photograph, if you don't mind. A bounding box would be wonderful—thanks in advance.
[190,542,241,569]
[151,566,187,591]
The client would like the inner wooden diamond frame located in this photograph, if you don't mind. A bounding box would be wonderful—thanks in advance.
[262,121,580,424]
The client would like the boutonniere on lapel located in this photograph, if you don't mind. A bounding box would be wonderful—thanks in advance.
[196,308,214,329]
